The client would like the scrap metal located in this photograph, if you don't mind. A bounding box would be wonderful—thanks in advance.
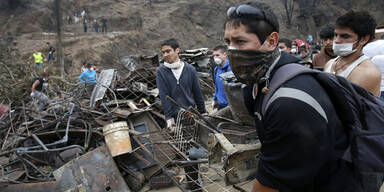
[0,50,260,192]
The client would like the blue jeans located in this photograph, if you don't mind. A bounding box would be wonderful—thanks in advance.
[48,54,54,62]
[35,63,42,69]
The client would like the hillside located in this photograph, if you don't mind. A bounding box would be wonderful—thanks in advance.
[0,0,383,75]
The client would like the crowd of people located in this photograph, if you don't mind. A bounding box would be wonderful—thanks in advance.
[27,1,384,191]
[66,9,108,33]
[155,1,384,192]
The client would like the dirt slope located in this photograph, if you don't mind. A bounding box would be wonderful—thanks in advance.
[0,0,383,74]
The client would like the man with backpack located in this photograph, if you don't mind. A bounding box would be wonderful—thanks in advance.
[224,1,355,191]
[324,11,381,96]
[212,45,231,110]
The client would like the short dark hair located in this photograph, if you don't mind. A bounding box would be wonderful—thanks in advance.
[319,24,335,40]
[161,38,180,50]
[225,1,279,43]
[278,38,292,48]
[336,11,377,43]
[86,63,92,68]
[213,45,228,53]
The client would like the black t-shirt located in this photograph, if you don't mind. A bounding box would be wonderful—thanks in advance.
[32,77,45,91]
[243,53,354,192]
[49,46,55,53]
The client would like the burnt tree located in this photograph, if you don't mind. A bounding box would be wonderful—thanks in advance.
[281,0,295,27]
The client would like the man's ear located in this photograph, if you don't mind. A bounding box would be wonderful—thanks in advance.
[263,32,279,51]
[358,35,370,47]
[175,48,180,54]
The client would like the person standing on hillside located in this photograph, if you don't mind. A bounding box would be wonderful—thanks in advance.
[46,42,55,65]
[83,19,88,33]
[81,9,86,21]
[101,18,108,33]
[212,45,231,110]
[67,15,72,24]
[79,63,97,96]
[33,50,44,69]
[324,11,381,96]
[93,19,100,32]
[313,24,337,69]
[74,11,79,23]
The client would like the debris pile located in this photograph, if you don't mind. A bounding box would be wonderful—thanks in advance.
[0,50,260,192]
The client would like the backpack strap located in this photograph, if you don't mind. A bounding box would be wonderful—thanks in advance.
[261,64,319,115]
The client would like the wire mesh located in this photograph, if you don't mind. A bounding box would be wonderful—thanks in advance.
[132,110,239,192]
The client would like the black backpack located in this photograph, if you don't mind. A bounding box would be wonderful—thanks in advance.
[262,63,384,174]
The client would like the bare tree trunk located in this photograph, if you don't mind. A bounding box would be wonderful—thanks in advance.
[281,0,295,27]
[55,0,64,76]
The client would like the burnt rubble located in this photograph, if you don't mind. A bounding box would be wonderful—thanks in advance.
[0,49,260,192]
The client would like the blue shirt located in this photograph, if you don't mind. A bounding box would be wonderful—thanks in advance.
[213,60,231,106]
[79,70,97,85]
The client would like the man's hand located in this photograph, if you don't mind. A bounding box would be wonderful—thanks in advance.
[166,118,176,128]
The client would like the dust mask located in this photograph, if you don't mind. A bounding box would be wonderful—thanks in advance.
[333,41,358,56]
[228,46,238,50]
[214,57,223,65]
[164,60,182,69]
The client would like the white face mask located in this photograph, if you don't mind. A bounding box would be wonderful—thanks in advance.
[214,57,223,65]
[290,48,297,54]
[332,41,358,56]
[164,60,182,69]
[228,45,237,50]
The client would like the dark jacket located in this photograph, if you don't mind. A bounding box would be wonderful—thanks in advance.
[243,52,353,192]
[156,62,206,118]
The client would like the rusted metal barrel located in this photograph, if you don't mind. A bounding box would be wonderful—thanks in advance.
[103,121,132,156]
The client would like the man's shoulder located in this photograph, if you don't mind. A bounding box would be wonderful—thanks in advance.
[269,73,326,107]
[351,58,381,80]
[183,62,197,72]
[358,58,379,70]
[351,58,380,76]
[156,65,167,72]
[265,73,331,123]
